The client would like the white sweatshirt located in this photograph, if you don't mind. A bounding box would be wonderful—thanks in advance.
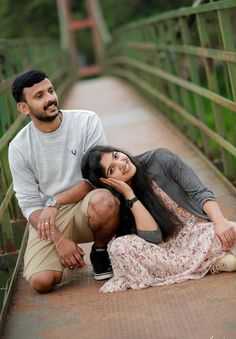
[8,110,107,220]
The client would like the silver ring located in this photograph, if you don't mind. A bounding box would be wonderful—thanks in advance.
[69,266,74,270]
[45,222,49,225]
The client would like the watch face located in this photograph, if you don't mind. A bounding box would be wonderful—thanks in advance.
[125,197,138,208]
[46,198,56,206]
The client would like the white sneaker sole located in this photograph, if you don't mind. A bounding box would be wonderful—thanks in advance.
[94,272,113,281]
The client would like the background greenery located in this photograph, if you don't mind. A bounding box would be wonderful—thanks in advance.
[100,0,192,31]
[0,0,192,64]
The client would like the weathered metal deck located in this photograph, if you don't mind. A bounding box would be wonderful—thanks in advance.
[2,76,236,339]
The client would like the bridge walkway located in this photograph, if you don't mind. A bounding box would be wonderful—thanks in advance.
[3,76,236,339]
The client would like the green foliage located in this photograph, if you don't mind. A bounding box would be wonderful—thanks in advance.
[0,0,194,40]
[0,0,193,69]
[99,0,193,31]
[0,0,59,39]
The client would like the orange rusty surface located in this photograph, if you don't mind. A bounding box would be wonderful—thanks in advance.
[3,76,236,339]
[79,65,102,78]
[69,18,94,30]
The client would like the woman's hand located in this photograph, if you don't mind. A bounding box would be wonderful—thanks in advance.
[100,177,135,200]
[214,219,236,250]
[203,200,236,250]
[101,178,160,234]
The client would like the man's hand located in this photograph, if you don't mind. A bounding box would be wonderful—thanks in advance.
[55,234,86,268]
[37,206,59,240]
[214,219,236,250]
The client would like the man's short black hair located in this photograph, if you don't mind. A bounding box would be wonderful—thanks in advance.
[12,69,48,103]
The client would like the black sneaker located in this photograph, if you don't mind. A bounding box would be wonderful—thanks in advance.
[90,245,113,280]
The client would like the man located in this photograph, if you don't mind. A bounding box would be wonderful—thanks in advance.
[9,70,119,293]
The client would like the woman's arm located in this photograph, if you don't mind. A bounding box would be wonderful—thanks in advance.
[101,177,162,244]
[162,150,235,249]
[128,196,160,232]
[155,149,216,208]
[203,200,236,249]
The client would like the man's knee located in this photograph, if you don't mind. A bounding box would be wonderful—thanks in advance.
[88,190,119,222]
[29,271,62,293]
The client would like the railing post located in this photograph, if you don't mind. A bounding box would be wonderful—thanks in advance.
[0,38,76,311]
[56,0,78,67]
[86,0,111,66]
[179,16,211,156]
[196,12,233,177]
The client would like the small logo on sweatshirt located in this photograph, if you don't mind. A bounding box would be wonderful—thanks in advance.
[71,149,77,156]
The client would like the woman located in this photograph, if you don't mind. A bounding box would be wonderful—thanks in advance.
[81,145,236,292]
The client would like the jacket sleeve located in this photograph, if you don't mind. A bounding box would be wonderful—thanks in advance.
[8,143,44,220]
[157,149,216,210]
[137,229,163,244]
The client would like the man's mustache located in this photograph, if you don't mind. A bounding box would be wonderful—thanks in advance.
[44,100,58,110]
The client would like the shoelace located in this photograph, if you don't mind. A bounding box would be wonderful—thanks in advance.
[210,260,227,274]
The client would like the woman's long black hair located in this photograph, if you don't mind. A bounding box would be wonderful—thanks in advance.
[81,145,181,240]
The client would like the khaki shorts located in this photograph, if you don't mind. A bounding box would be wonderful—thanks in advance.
[23,188,109,281]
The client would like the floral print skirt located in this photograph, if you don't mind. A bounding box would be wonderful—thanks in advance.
[100,182,236,293]
[100,220,236,293]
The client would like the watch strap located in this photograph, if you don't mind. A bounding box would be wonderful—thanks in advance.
[125,196,139,208]
[46,197,60,209]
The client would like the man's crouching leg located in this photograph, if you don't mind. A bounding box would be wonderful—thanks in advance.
[87,190,120,280]
[88,190,120,246]
[29,271,62,293]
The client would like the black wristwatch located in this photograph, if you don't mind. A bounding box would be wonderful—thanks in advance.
[125,197,139,208]
[46,197,60,210]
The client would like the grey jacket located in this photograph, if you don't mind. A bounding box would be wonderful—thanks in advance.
[135,148,215,220]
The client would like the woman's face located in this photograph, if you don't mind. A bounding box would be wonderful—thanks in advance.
[100,151,136,183]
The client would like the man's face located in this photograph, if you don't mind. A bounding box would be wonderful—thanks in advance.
[21,78,59,122]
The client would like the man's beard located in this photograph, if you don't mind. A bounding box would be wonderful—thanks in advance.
[31,100,59,122]
[35,112,59,122]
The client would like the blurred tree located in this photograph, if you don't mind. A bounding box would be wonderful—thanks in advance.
[100,0,193,31]
[0,0,194,40]
[0,0,59,39]
[0,0,193,67]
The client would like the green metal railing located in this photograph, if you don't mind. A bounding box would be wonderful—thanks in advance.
[105,0,236,186]
[0,38,76,313]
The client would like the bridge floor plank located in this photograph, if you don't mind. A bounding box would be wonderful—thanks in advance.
[3,76,236,339]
